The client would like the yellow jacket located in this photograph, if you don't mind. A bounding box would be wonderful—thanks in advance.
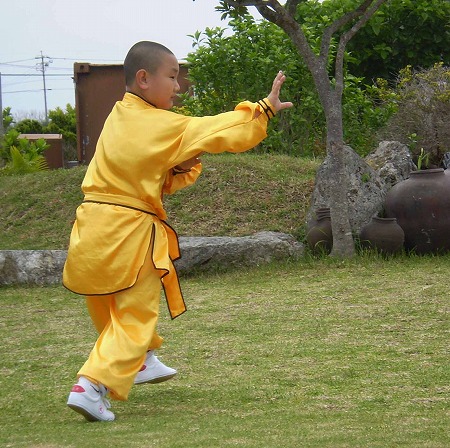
[63,92,273,318]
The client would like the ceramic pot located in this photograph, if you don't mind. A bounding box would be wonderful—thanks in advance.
[385,168,450,254]
[359,216,405,254]
[306,208,332,253]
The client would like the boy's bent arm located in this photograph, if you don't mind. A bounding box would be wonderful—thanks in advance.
[162,163,202,195]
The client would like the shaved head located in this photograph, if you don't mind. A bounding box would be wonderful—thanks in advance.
[124,41,174,87]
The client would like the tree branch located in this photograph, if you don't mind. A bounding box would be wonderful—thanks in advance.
[334,0,387,97]
[341,0,386,46]
[221,0,270,8]
[285,0,301,17]
[222,0,322,74]
[319,0,374,60]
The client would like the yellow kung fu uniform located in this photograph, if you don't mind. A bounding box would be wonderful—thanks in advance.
[62,92,273,400]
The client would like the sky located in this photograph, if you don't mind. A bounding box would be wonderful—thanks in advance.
[1,0,255,119]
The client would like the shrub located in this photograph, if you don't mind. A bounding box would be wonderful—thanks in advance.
[0,129,49,175]
[2,107,14,132]
[378,64,450,166]
[14,119,44,134]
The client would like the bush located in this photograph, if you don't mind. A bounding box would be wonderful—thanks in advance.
[5,104,78,163]
[2,107,14,132]
[14,119,44,134]
[0,129,49,175]
[378,64,450,166]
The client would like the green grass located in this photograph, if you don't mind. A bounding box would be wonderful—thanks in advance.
[0,153,320,249]
[1,154,449,446]
[0,255,449,447]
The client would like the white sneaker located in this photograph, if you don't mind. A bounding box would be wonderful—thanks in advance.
[134,350,177,385]
[67,376,115,422]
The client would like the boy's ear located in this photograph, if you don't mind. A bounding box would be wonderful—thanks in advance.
[135,69,149,90]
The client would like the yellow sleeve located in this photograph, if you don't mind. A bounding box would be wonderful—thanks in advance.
[167,99,273,168]
[162,163,202,195]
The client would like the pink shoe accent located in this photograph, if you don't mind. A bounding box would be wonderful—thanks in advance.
[71,385,85,393]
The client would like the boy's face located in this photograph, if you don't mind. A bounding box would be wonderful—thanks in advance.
[143,53,180,110]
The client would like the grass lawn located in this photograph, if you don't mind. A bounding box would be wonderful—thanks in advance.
[1,255,449,447]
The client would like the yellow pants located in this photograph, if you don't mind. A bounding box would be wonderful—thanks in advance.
[78,246,164,401]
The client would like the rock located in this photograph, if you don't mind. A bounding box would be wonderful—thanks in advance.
[365,141,416,190]
[0,232,304,286]
[307,142,416,234]
[0,250,67,285]
[176,231,304,274]
[307,145,386,233]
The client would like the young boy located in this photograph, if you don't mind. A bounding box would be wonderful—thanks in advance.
[64,41,292,422]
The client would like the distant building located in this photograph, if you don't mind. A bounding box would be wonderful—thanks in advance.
[74,62,190,164]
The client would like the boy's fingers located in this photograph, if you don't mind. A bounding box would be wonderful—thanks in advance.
[279,101,294,110]
[272,71,284,85]
[272,72,286,94]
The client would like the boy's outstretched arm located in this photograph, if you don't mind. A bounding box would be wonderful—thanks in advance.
[173,72,292,170]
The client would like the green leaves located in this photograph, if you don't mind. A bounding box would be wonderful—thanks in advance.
[1,145,49,176]
[345,0,450,82]
[0,130,49,175]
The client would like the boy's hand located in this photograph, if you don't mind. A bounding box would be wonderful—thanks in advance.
[173,153,203,172]
[267,71,293,113]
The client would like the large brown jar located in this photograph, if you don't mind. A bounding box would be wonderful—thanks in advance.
[384,168,450,254]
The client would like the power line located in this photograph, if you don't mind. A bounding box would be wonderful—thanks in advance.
[4,87,74,94]
[0,58,36,64]
[50,57,122,62]
[2,73,73,77]
[3,89,47,94]
[1,73,71,77]
[0,53,120,114]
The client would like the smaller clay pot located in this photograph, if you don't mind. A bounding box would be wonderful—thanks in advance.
[359,216,404,254]
[306,208,332,253]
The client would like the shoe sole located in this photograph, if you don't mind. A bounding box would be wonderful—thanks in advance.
[68,402,103,422]
[67,396,115,422]
[134,372,176,385]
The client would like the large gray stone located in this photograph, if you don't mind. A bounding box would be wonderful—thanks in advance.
[176,231,303,274]
[0,250,67,285]
[307,145,386,233]
[364,140,416,190]
[0,232,304,286]
[307,142,416,233]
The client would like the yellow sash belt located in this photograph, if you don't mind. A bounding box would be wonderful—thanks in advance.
[79,193,186,319]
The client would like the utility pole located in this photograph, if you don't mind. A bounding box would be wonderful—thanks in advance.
[35,51,52,123]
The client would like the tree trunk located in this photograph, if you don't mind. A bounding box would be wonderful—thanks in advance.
[323,93,355,257]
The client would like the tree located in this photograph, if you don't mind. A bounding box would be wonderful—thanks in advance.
[2,107,14,133]
[45,104,77,146]
[200,0,388,257]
